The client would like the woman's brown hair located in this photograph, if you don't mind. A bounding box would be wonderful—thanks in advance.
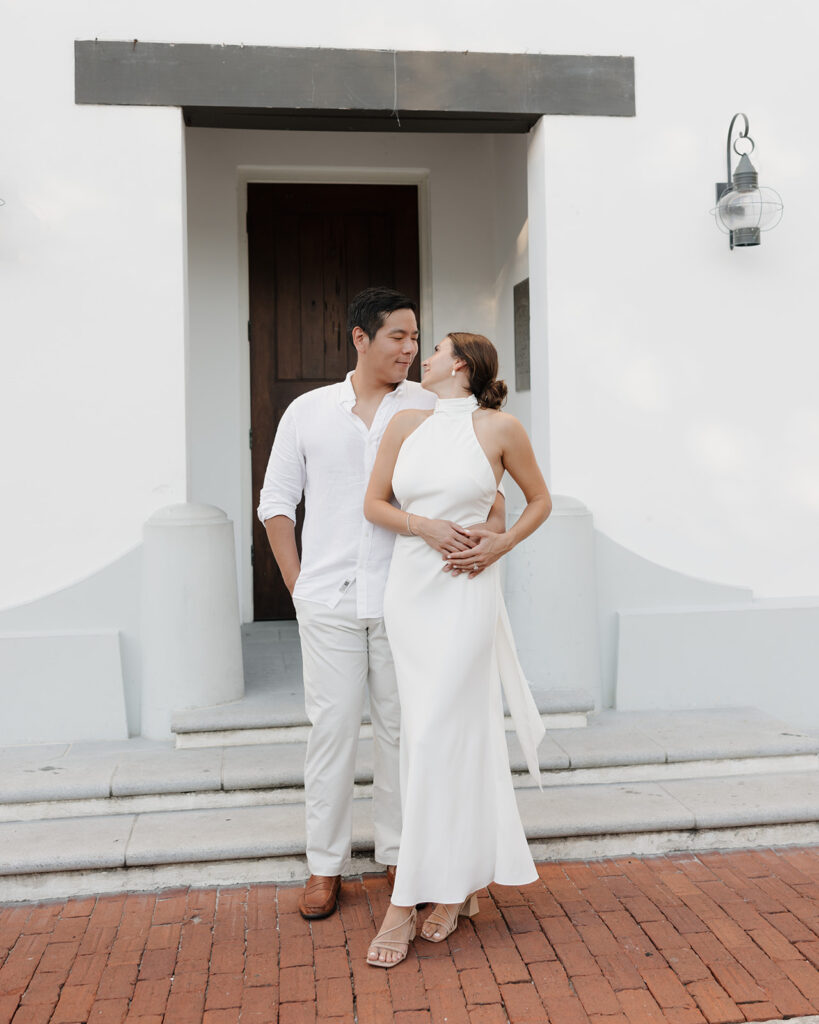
[448,332,508,410]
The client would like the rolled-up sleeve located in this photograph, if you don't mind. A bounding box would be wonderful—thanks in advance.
[257,406,305,525]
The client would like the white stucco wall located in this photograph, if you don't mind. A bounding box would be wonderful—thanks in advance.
[2,0,818,618]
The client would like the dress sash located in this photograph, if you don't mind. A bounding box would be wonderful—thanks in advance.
[496,595,545,789]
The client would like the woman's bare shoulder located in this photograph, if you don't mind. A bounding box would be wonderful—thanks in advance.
[386,407,433,439]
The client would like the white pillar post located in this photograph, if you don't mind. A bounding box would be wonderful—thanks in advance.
[141,503,244,739]
[526,116,550,479]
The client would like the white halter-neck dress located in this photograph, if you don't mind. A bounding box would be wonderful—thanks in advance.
[383,394,544,907]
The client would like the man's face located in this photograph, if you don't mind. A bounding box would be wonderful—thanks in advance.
[359,308,419,384]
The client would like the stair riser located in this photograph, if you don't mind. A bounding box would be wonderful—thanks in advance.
[174,712,588,749]
[2,753,815,822]
[3,821,819,905]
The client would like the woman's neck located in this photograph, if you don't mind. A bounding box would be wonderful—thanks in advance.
[426,377,472,400]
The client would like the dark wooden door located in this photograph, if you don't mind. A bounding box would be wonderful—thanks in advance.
[249,183,421,620]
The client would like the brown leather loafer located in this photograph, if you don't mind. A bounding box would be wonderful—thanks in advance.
[298,874,341,919]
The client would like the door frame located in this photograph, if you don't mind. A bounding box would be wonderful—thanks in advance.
[236,165,432,621]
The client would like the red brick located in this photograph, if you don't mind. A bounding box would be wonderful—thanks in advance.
[663,907,710,934]
[96,964,138,1000]
[797,940,819,968]
[617,987,670,1024]
[577,921,623,956]
[640,967,697,1009]
[736,1001,779,1022]
[687,979,743,1024]
[202,1010,241,1024]
[355,991,394,1024]
[245,953,278,988]
[687,933,734,966]
[621,896,666,923]
[779,958,819,1004]
[730,944,785,983]
[500,906,539,934]
[572,972,621,1015]
[387,961,427,1012]
[449,923,488,971]
[763,977,816,1016]
[50,916,89,943]
[36,942,78,974]
[0,995,19,1024]
[246,928,278,957]
[596,953,646,991]
[748,924,803,962]
[642,919,691,951]
[482,942,529,984]
[662,1006,706,1024]
[145,922,181,950]
[468,1006,509,1024]
[600,911,646,939]
[316,974,354,1017]
[426,988,469,1024]
[280,936,313,969]
[7,1005,53,1024]
[210,940,244,974]
[239,985,278,1024]
[279,966,315,1005]
[18,972,61,1005]
[205,971,245,1011]
[525,889,565,919]
[51,984,97,1023]
[129,977,171,1015]
[311,912,346,949]
[553,941,603,977]
[460,966,501,1006]
[707,961,766,1003]
[499,982,547,1023]
[539,915,579,945]
[138,947,177,980]
[512,930,555,964]
[87,998,129,1024]
[153,893,187,925]
[313,946,348,980]
[417,958,459,990]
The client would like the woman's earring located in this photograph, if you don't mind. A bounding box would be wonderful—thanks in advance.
[451,368,456,377]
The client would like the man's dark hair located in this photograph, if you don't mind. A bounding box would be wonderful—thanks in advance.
[347,286,418,347]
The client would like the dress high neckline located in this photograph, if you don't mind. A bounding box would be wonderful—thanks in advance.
[434,394,479,415]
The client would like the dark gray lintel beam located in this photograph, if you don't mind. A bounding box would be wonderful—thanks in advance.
[182,106,539,134]
[75,42,635,120]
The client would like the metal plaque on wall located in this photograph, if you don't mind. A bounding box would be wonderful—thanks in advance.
[514,278,530,391]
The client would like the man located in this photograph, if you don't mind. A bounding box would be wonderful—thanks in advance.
[258,287,501,919]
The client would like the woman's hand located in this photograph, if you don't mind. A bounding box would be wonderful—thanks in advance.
[444,525,510,578]
[413,517,475,556]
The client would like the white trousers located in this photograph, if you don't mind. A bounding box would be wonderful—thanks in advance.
[294,588,402,876]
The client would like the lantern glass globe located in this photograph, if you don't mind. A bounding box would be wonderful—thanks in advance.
[716,186,783,234]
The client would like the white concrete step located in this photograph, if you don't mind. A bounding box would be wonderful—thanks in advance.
[1,709,817,827]
[1,767,818,903]
[171,620,594,747]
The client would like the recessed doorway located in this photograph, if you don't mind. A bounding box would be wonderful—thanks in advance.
[247,182,421,619]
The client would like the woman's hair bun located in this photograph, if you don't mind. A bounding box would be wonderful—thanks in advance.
[478,378,507,410]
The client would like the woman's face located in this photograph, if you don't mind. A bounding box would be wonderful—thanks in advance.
[421,336,459,390]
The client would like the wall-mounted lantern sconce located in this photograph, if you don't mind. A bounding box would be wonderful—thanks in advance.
[713,113,783,249]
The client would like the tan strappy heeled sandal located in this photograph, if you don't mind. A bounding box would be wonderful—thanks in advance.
[366,907,417,968]
[421,892,479,942]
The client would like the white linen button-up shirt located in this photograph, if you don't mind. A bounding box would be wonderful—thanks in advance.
[257,372,437,618]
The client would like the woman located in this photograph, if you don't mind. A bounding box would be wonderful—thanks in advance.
[362,332,552,967]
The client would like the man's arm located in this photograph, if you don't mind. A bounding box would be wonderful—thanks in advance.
[257,407,306,596]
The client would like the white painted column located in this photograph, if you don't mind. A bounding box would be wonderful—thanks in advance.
[526,116,550,478]
[505,121,603,709]
[141,504,244,739]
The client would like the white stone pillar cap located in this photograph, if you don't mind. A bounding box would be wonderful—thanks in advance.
[145,503,228,528]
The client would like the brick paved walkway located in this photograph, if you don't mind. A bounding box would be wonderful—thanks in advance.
[3,849,819,1023]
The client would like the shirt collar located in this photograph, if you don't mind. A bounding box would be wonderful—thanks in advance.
[338,371,408,410]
